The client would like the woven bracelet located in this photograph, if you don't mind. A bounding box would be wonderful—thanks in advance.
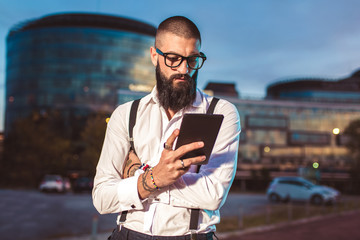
[140,163,150,171]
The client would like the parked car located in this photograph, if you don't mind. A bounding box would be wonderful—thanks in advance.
[39,174,70,193]
[73,177,93,193]
[266,176,340,205]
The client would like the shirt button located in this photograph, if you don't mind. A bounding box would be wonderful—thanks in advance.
[131,204,136,209]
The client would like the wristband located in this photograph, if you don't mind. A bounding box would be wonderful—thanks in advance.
[140,163,150,171]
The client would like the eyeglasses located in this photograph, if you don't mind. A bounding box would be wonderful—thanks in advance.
[156,48,206,70]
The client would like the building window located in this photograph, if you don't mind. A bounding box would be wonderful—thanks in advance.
[288,131,331,146]
[246,115,288,130]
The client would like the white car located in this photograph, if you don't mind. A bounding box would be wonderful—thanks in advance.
[266,176,340,205]
[39,175,70,193]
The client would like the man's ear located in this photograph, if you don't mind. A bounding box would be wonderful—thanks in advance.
[150,46,158,67]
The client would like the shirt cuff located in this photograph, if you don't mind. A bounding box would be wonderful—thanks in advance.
[116,174,144,211]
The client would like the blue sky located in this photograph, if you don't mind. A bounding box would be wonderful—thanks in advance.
[1,0,360,131]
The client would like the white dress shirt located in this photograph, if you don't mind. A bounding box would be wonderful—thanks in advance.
[92,87,240,236]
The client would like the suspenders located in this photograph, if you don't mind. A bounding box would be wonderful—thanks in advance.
[118,99,141,228]
[119,97,219,237]
[129,99,141,155]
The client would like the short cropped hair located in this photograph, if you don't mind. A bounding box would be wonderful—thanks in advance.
[155,16,201,47]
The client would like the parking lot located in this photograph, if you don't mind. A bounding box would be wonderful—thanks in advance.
[1,189,359,240]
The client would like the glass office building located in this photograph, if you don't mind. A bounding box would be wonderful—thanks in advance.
[202,71,360,188]
[216,69,360,171]
[5,13,156,135]
[229,98,360,171]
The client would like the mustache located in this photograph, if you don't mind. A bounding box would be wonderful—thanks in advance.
[170,74,191,82]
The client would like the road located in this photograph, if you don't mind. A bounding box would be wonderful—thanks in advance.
[0,189,116,240]
[222,211,360,240]
[0,189,267,240]
[221,193,269,216]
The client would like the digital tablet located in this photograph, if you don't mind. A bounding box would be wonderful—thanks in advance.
[175,113,224,165]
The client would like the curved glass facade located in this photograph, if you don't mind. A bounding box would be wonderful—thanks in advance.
[5,14,156,134]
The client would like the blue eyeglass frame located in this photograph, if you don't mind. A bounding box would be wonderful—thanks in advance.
[156,48,207,70]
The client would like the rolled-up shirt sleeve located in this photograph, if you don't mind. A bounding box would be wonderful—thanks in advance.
[168,100,240,210]
[92,102,145,214]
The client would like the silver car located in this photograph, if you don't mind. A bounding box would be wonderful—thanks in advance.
[39,174,70,193]
[266,176,340,205]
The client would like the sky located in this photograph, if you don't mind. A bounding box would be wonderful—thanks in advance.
[0,0,360,131]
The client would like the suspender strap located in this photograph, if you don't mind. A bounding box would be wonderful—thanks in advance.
[206,97,219,115]
[129,99,140,154]
[193,97,219,175]
[189,208,200,230]
[119,99,141,229]
[119,210,127,223]
[190,97,219,236]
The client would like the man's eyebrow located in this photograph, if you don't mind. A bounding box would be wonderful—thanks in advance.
[165,50,201,56]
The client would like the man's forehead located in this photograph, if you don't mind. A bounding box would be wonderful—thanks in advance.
[156,32,200,49]
[156,32,200,45]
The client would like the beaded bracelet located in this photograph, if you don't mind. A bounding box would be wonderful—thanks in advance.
[149,167,160,190]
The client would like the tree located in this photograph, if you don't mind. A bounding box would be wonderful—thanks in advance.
[0,110,109,188]
[344,119,360,161]
[79,113,108,176]
[1,111,72,188]
[344,119,360,194]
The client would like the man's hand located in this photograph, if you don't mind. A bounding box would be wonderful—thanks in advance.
[137,129,206,199]
[153,129,206,188]
[123,150,141,178]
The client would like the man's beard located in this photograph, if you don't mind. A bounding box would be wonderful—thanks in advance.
[156,65,197,112]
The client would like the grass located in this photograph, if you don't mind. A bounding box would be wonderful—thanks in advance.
[217,199,360,232]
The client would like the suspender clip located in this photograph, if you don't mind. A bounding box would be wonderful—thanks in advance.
[117,212,127,232]
[190,230,197,240]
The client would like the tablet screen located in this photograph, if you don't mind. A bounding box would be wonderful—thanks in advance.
[175,113,224,165]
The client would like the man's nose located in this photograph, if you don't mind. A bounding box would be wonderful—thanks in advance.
[176,59,189,74]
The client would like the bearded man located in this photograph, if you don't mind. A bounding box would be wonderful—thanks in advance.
[93,16,240,240]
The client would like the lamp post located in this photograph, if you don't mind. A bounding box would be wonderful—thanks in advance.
[332,128,340,167]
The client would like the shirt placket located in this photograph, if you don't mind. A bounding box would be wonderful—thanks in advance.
[143,108,183,234]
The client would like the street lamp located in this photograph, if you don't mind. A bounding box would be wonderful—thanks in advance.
[312,162,319,169]
[264,146,271,153]
[331,128,340,167]
[332,128,340,135]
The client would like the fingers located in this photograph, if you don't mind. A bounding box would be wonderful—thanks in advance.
[166,135,206,164]
[178,159,191,172]
[164,129,180,151]
[162,129,205,170]
[180,159,185,169]
[179,155,206,169]
[176,141,205,158]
